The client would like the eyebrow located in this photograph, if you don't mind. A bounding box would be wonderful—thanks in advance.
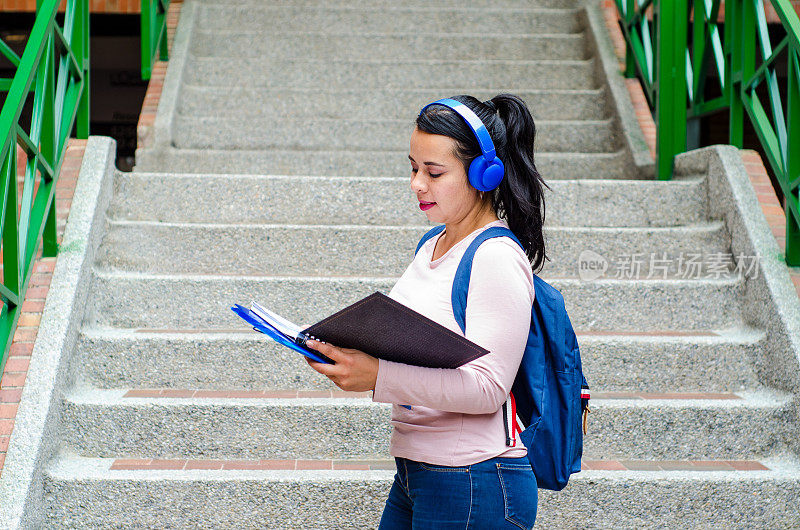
[408,155,446,167]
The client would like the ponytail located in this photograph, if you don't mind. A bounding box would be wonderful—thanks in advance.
[416,93,550,272]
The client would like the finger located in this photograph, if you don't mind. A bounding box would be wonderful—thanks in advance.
[306,340,345,363]
[305,356,343,378]
[305,356,330,372]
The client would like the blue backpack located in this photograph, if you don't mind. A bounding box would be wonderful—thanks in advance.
[415,224,590,491]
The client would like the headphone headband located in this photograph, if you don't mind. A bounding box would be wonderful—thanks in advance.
[420,98,497,161]
[419,98,505,192]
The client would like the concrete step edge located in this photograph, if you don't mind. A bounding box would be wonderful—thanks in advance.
[64,387,792,409]
[197,5,583,14]
[173,116,616,126]
[122,172,701,184]
[103,219,726,232]
[186,55,596,66]
[192,29,586,38]
[90,268,747,284]
[135,146,628,158]
[79,324,766,344]
[179,86,606,96]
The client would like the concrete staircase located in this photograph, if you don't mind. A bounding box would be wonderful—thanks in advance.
[38,0,800,527]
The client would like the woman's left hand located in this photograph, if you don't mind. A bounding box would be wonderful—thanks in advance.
[304,340,379,392]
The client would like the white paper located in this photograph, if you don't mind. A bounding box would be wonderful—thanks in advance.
[250,301,303,339]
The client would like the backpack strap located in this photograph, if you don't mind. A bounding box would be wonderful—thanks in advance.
[414,225,446,256]
[451,226,523,334]
[450,225,524,447]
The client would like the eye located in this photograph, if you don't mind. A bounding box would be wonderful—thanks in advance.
[410,167,418,174]
[429,173,442,178]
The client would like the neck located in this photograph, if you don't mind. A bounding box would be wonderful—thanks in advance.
[444,200,499,244]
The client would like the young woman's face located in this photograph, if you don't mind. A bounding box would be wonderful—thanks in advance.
[408,127,482,225]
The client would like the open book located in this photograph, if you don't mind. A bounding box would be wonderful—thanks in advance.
[231,292,489,369]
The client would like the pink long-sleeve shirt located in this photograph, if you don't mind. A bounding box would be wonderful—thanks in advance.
[372,218,535,466]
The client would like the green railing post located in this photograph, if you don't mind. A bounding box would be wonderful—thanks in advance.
[141,0,169,80]
[41,30,58,257]
[727,0,744,147]
[655,0,687,180]
[140,0,153,80]
[159,0,169,62]
[76,0,90,139]
[786,47,800,265]
[624,0,637,77]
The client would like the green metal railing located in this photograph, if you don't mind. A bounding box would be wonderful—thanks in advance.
[616,0,800,266]
[141,0,170,80]
[0,0,89,378]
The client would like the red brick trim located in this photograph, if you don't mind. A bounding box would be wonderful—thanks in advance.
[740,149,800,296]
[600,0,657,160]
[2,0,146,14]
[0,138,85,477]
[134,328,724,337]
[123,389,373,399]
[110,458,397,471]
[593,392,740,400]
[120,388,740,401]
[576,330,720,336]
[107,458,769,472]
[136,0,183,151]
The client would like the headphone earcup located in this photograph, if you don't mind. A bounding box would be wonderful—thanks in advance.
[468,156,505,192]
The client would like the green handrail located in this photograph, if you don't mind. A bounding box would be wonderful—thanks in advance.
[0,0,89,380]
[615,0,800,266]
[141,0,170,80]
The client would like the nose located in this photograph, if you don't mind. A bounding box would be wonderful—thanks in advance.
[410,171,426,194]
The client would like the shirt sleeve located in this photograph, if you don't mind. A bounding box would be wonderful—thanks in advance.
[372,239,534,414]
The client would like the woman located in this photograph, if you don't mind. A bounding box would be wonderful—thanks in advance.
[305,93,549,529]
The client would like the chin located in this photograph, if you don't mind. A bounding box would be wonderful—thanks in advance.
[424,212,443,223]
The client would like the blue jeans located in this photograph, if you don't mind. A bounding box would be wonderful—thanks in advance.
[378,456,538,530]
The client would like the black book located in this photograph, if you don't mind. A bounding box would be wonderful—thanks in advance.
[232,292,488,369]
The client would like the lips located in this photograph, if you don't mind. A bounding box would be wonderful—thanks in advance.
[419,201,436,211]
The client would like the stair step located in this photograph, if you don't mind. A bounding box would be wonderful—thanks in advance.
[86,271,746,331]
[112,173,707,226]
[97,221,733,278]
[171,116,618,153]
[196,5,583,34]
[183,57,599,90]
[75,326,764,392]
[196,0,581,8]
[43,454,800,529]
[190,31,589,61]
[133,148,632,178]
[177,87,610,121]
[60,388,792,460]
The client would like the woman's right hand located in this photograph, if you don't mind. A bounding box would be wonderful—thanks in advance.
[304,340,379,393]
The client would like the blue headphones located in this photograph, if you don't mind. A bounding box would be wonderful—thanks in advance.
[420,98,505,192]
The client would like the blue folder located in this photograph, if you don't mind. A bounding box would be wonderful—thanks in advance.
[231,304,332,364]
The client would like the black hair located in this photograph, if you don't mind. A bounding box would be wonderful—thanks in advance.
[416,94,550,273]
